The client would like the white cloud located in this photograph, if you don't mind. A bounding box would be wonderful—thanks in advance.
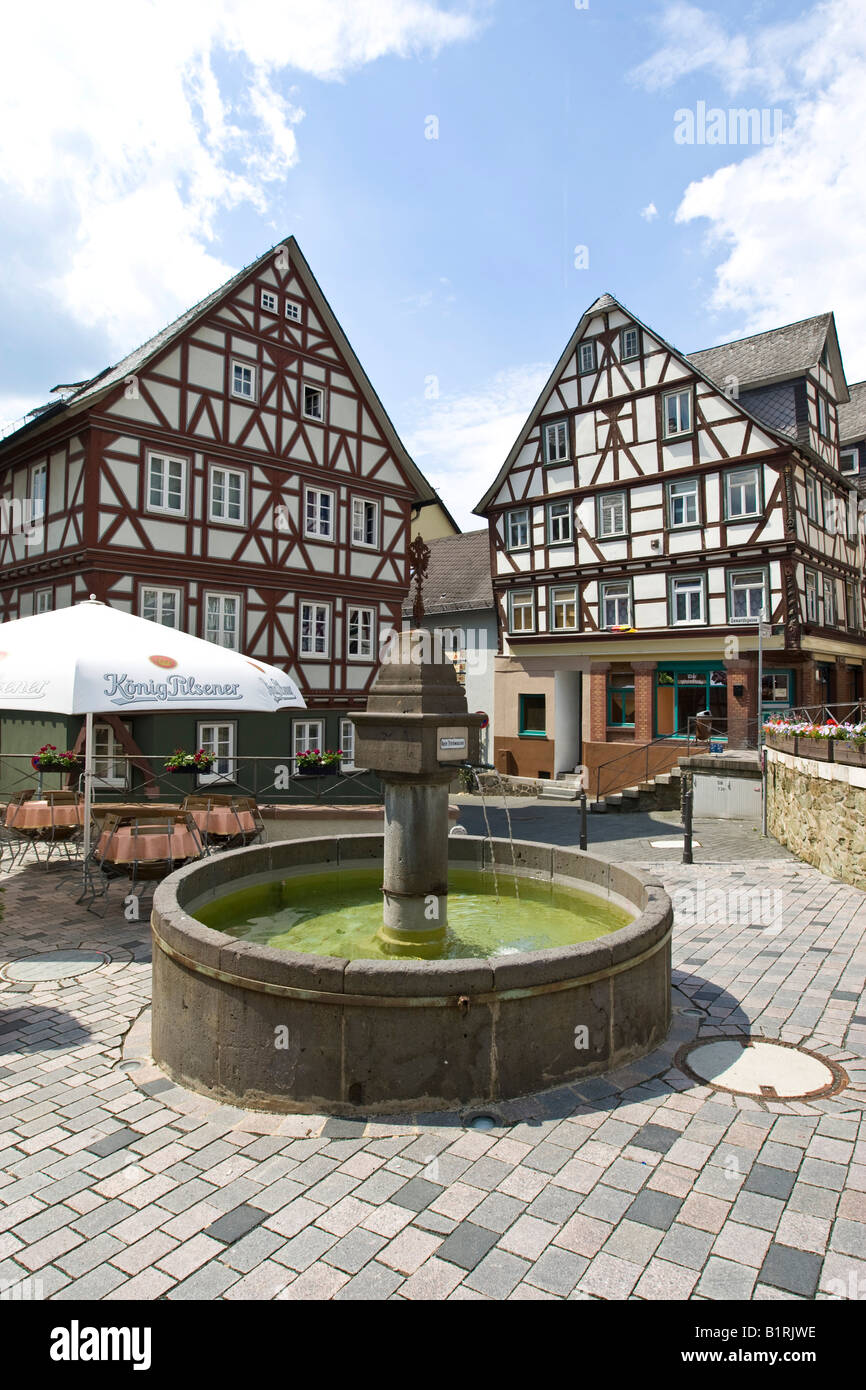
[632,0,866,378]
[641,203,659,222]
[403,363,551,529]
[0,1,485,354]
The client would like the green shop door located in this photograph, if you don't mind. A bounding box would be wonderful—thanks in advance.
[656,664,728,737]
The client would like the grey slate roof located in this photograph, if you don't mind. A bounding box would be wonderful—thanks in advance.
[687,313,834,391]
[838,381,866,444]
[402,529,494,616]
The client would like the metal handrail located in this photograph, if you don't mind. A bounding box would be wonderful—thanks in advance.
[594,728,698,802]
[768,702,866,725]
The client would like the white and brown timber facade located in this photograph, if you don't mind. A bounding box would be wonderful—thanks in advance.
[476,294,866,779]
[0,237,443,788]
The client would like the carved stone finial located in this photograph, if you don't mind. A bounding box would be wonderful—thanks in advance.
[408,534,431,627]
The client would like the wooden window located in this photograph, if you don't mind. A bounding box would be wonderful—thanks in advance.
[141,586,180,629]
[197,722,236,786]
[663,388,692,439]
[600,580,631,628]
[597,491,627,538]
[818,395,830,438]
[260,290,278,313]
[579,341,597,375]
[506,508,530,550]
[550,585,578,632]
[518,694,546,737]
[824,577,838,626]
[543,420,569,465]
[30,462,47,523]
[340,718,363,771]
[620,326,641,362]
[667,478,699,528]
[35,588,52,613]
[93,721,130,789]
[204,592,240,649]
[607,673,635,727]
[147,452,186,514]
[351,497,379,549]
[547,500,572,545]
[304,487,335,541]
[347,606,375,659]
[806,475,820,522]
[231,360,256,401]
[509,590,535,633]
[303,384,324,420]
[728,568,767,624]
[209,467,245,525]
[293,719,323,770]
[805,570,820,622]
[285,300,302,323]
[300,601,330,657]
[670,574,706,626]
[725,466,761,520]
[846,580,859,631]
[841,449,858,475]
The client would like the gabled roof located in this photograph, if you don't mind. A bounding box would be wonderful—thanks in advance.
[0,237,438,505]
[838,381,866,445]
[688,312,848,401]
[401,530,493,616]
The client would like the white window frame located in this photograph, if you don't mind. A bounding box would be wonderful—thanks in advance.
[208,466,246,526]
[670,574,706,627]
[725,466,761,520]
[579,341,597,375]
[543,420,569,464]
[140,585,181,629]
[347,605,376,660]
[600,580,632,629]
[35,588,53,614]
[304,486,335,542]
[92,720,130,790]
[805,474,820,522]
[506,508,530,551]
[667,478,699,528]
[146,452,187,516]
[550,585,578,632]
[728,568,768,625]
[204,592,241,650]
[598,491,627,538]
[197,721,236,786]
[818,395,829,438]
[823,486,840,534]
[841,449,858,475]
[231,359,256,402]
[351,497,379,550]
[805,569,820,623]
[299,600,331,658]
[30,461,47,522]
[302,384,325,421]
[662,388,693,439]
[285,299,303,323]
[260,289,278,313]
[509,589,535,634]
[293,719,324,772]
[547,500,572,546]
[340,718,364,771]
[846,580,859,631]
[620,326,640,361]
[824,577,837,626]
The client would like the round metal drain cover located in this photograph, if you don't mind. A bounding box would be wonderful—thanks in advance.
[677,1037,847,1100]
[1,950,109,983]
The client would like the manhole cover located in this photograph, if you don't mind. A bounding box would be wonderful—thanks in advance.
[676,1037,847,1100]
[1,950,109,983]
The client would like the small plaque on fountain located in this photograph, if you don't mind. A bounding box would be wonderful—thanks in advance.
[438,726,469,761]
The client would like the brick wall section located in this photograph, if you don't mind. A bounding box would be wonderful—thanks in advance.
[589,663,610,743]
[726,657,756,748]
[633,663,657,744]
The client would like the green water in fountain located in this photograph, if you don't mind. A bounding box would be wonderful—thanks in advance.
[194,866,632,961]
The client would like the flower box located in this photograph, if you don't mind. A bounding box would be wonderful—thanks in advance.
[765,733,797,756]
[802,738,832,761]
[833,741,866,766]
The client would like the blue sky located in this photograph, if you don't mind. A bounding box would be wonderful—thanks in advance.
[2,0,864,526]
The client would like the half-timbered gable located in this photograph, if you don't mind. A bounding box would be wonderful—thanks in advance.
[476,295,866,779]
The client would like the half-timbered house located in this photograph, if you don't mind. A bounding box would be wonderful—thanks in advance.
[475,296,866,780]
[0,237,445,794]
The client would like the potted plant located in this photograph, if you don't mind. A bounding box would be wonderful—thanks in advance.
[31,744,83,773]
[831,723,866,765]
[321,748,343,773]
[164,748,216,776]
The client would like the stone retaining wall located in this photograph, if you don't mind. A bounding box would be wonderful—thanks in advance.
[766,747,866,889]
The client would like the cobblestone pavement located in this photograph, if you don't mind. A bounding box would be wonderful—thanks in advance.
[0,814,864,1302]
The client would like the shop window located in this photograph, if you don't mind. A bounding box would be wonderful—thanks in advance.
[519,694,546,737]
[607,673,635,727]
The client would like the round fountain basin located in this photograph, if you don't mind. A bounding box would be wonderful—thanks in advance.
[151,834,672,1115]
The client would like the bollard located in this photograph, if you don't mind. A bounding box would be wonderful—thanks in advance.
[579,789,587,852]
[682,773,694,865]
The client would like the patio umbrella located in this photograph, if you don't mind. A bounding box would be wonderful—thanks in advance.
[0,597,306,869]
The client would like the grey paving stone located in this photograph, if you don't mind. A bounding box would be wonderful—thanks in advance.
[624,1189,684,1230]
[525,1246,588,1296]
[759,1243,823,1298]
[656,1224,716,1271]
[166,1261,242,1300]
[631,1122,681,1155]
[334,1262,405,1300]
[468,1192,527,1235]
[49,1262,128,1300]
[695,1256,758,1300]
[526,1185,584,1224]
[436,1222,500,1271]
[743,1164,797,1200]
[730,1191,785,1232]
[464,1248,530,1298]
[219,1226,286,1273]
[323,1226,388,1274]
[203,1204,266,1245]
[85,1129,137,1158]
[391,1177,445,1212]
[522,1142,570,1175]
[272,1226,338,1272]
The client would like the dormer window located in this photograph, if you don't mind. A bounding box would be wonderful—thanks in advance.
[841,449,858,475]
[620,326,641,362]
[285,300,302,323]
[818,395,830,438]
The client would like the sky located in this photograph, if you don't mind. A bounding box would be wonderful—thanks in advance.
[2,0,865,529]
